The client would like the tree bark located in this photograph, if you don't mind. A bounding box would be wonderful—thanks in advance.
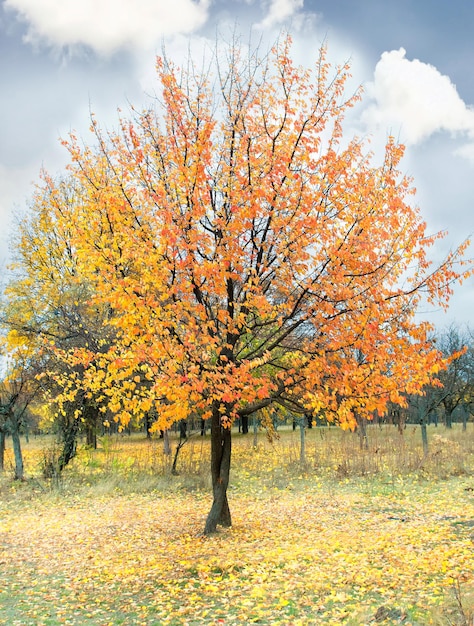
[420,416,429,455]
[445,408,453,429]
[171,437,187,475]
[11,427,24,480]
[144,411,153,439]
[163,429,171,456]
[204,404,232,535]
[179,419,187,439]
[57,418,79,472]
[396,409,406,436]
[0,429,5,471]
[84,403,99,449]
[357,416,369,450]
[86,426,97,449]
[299,420,306,466]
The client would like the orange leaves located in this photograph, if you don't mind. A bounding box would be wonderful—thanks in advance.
[5,33,471,453]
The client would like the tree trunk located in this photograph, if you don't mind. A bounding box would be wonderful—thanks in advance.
[241,415,249,434]
[299,420,306,466]
[0,429,5,471]
[171,437,187,475]
[11,427,24,480]
[179,420,187,439]
[357,416,369,450]
[397,410,406,436]
[83,403,99,449]
[204,405,232,535]
[445,408,453,429]
[420,416,429,455]
[57,418,79,472]
[253,413,258,447]
[163,429,171,456]
[144,411,153,439]
[86,426,97,449]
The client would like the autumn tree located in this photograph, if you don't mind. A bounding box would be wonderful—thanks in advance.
[6,35,470,533]
[2,175,117,464]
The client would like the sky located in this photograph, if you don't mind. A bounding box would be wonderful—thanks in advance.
[1,0,473,328]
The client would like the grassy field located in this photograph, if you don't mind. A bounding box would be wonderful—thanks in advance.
[1,423,474,625]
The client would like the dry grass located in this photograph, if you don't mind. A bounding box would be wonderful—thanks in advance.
[1,423,474,624]
[2,422,473,491]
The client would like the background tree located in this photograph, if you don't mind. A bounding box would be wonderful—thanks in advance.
[1,175,117,466]
[433,324,474,428]
[0,345,42,480]
[405,387,442,455]
[5,35,470,533]
[401,325,474,449]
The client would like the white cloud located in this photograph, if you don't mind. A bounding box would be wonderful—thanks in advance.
[5,0,211,55]
[255,0,304,29]
[363,48,474,145]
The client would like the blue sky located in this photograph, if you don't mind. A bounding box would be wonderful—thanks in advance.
[1,0,473,326]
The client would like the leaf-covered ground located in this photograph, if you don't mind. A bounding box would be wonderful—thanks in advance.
[1,428,473,624]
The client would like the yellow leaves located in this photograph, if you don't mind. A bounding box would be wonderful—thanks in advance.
[250,586,266,599]
[2,438,474,625]
[4,328,28,349]
[247,351,271,370]
[119,410,132,426]
[108,400,121,414]
[139,397,153,414]
[307,395,326,415]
